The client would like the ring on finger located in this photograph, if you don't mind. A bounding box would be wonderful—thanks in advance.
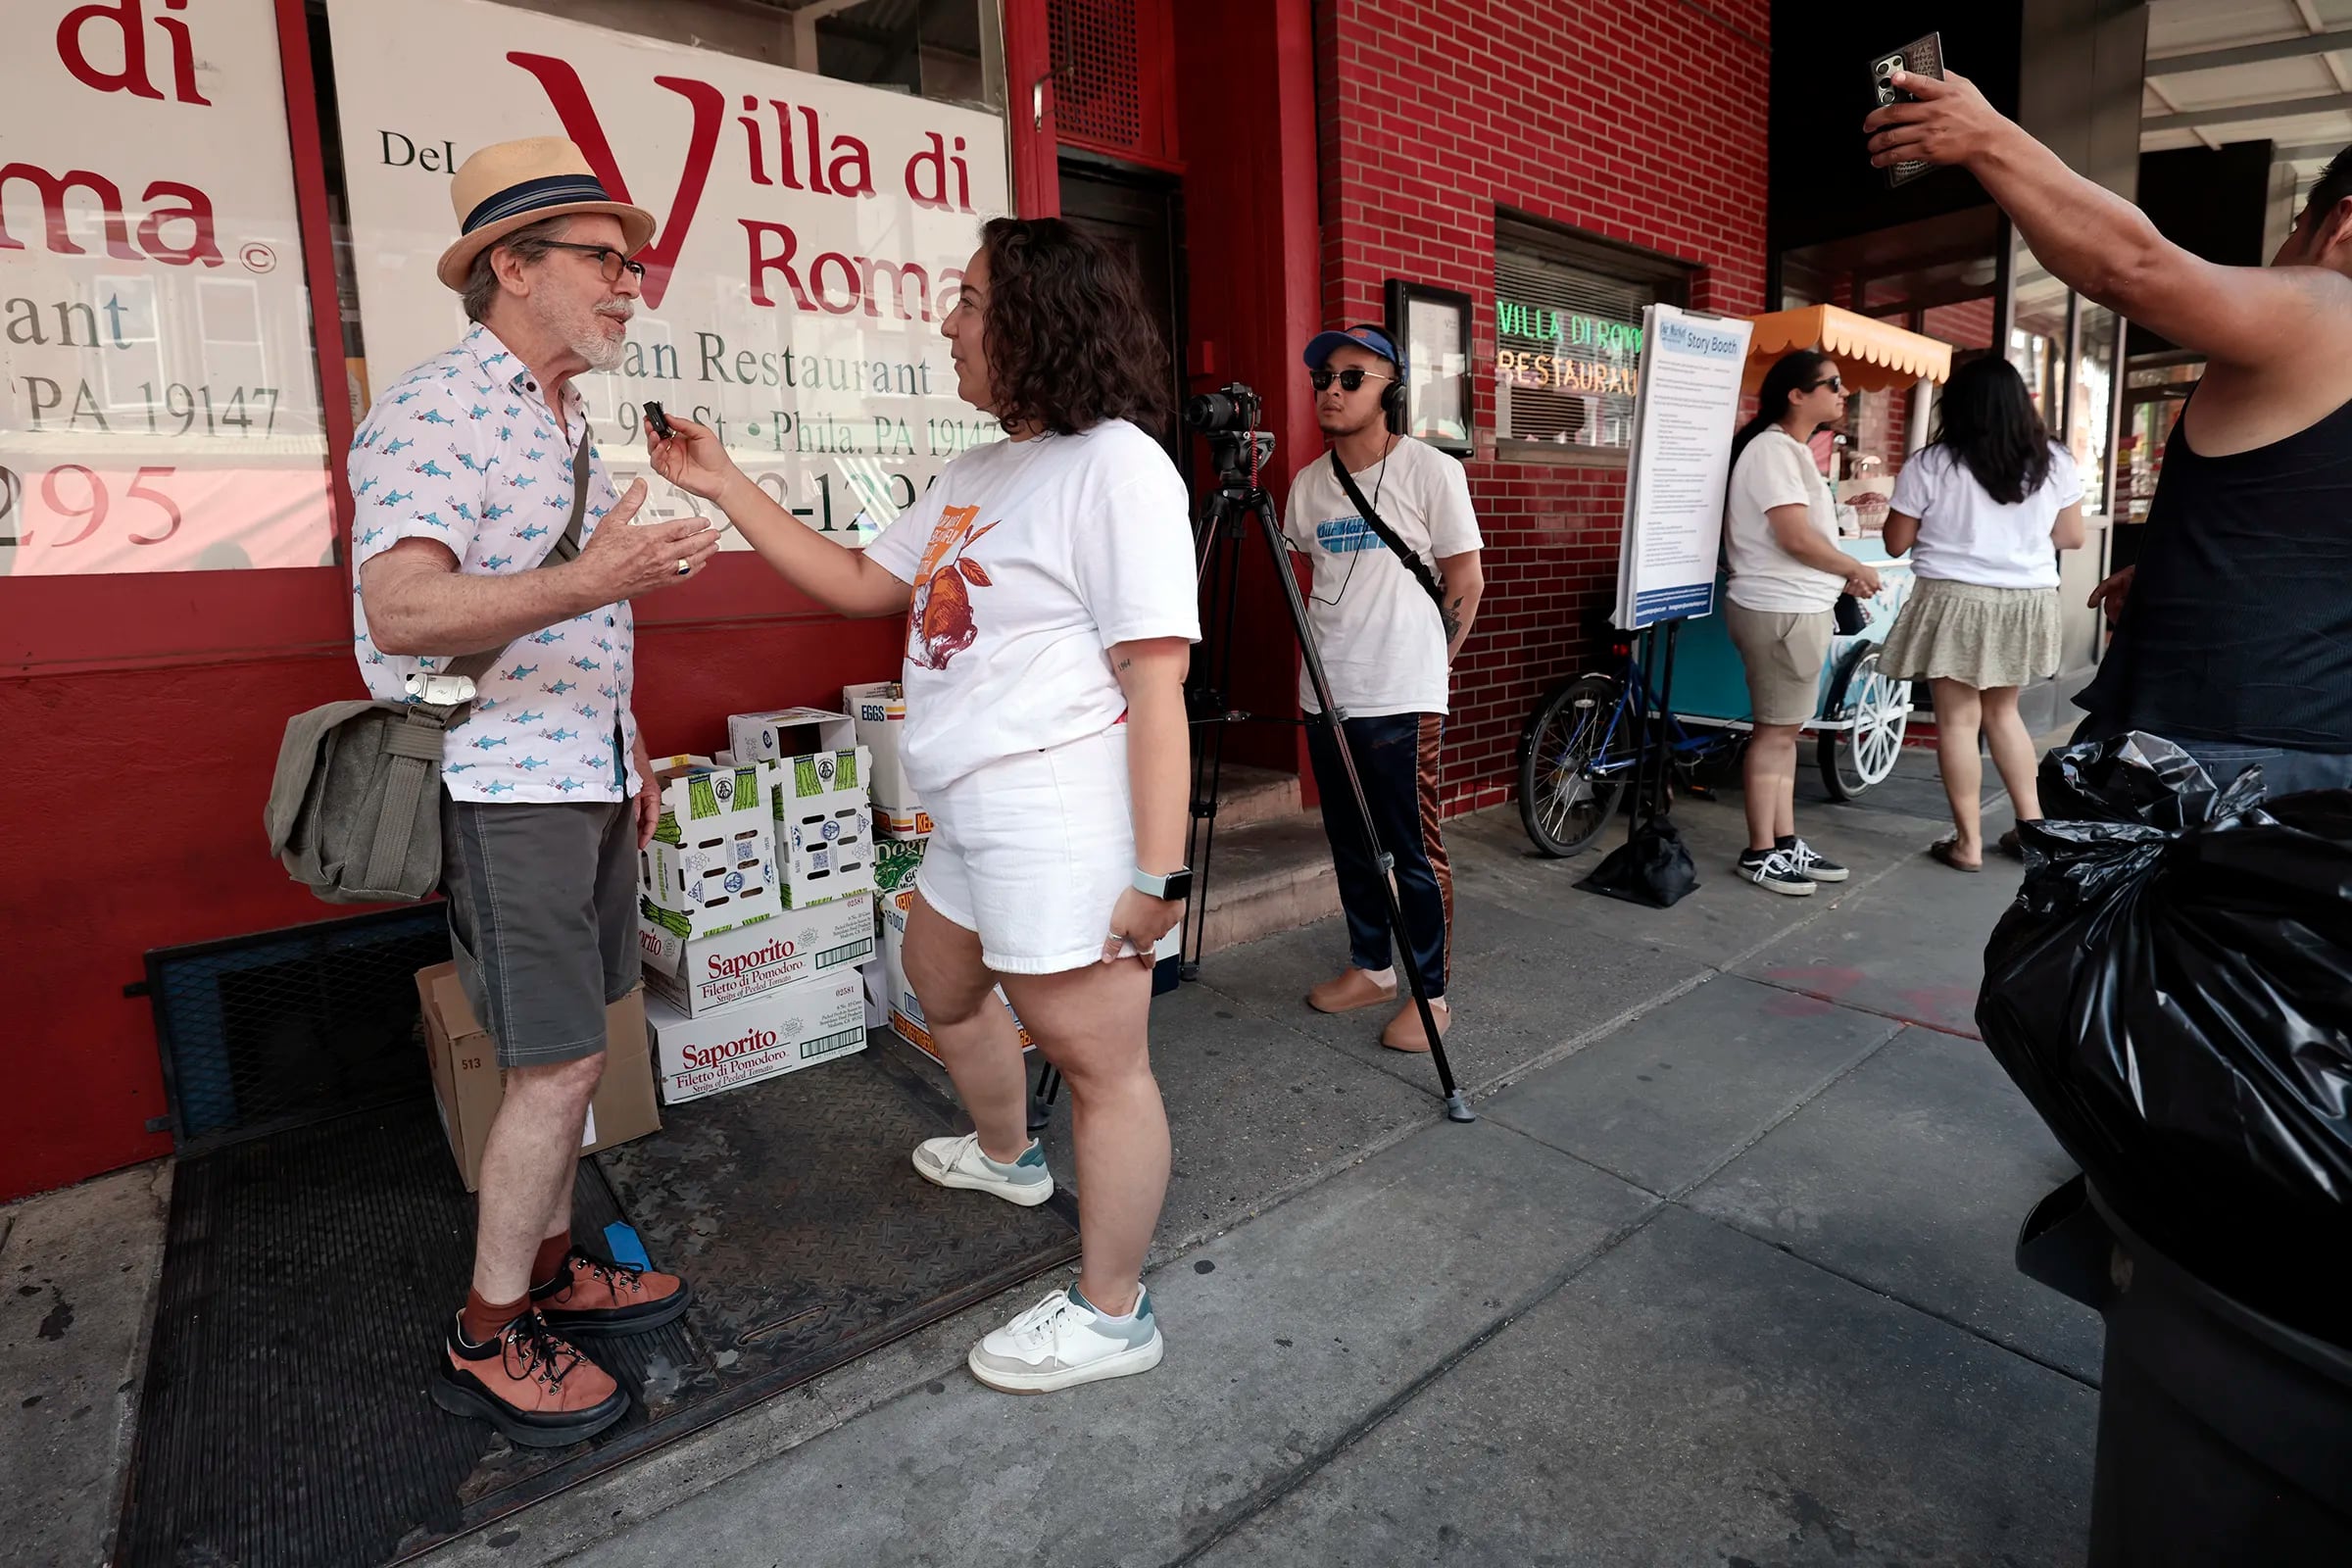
[675,558,691,575]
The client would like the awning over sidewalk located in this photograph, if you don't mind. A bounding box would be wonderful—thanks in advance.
[1741,304,1955,395]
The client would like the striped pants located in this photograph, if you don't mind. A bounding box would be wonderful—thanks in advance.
[1305,711,1452,998]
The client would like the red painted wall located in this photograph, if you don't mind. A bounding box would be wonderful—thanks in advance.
[0,561,900,1200]
[1311,0,1772,813]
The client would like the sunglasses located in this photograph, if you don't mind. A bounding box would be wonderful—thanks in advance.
[540,241,647,283]
[1807,375,1846,394]
[1311,367,1396,392]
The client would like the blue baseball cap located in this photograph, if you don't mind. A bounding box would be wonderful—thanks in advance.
[1302,324,1405,373]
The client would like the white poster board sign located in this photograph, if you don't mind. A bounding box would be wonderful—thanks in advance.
[326,0,1011,546]
[1612,304,1753,629]
[1,0,334,574]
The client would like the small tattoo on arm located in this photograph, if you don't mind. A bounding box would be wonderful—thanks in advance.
[1115,657,1134,672]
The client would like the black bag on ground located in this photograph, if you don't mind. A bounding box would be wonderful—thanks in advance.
[1579,815,1699,908]
[1978,730,2352,1341]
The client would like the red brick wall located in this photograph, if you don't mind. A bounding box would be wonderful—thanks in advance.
[1312,0,1771,813]
[1926,299,1998,351]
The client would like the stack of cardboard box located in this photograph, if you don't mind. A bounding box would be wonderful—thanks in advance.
[637,717,878,1103]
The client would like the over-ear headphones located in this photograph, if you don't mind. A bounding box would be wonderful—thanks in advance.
[1345,322,1409,418]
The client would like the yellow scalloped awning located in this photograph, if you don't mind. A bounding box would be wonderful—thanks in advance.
[1741,305,1954,396]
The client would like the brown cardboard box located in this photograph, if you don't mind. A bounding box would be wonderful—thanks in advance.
[416,962,661,1192]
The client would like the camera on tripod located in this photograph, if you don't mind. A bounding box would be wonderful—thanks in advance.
[1184,380,1274,486]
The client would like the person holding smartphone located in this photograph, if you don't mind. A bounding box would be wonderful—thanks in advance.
[647,218,1198,1394]
[1869,78,2352,794]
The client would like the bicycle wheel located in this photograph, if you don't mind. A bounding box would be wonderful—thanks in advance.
[1817,644,1913,801]
[1518,672,1629,857]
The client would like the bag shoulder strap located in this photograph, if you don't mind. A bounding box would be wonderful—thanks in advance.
[436,423,595,696]
[1330,446,1446,613]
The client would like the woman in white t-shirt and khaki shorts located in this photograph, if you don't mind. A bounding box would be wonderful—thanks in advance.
[1722,350,1882,896]
[649,219,1198,1395]
[1879,356,2085,870]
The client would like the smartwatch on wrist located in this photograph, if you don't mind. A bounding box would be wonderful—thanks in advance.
[1133,865,1193,903]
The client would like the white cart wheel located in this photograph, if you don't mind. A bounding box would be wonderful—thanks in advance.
[1818,646,1912,801]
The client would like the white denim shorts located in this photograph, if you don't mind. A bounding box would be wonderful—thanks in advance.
[915,726,1138,975]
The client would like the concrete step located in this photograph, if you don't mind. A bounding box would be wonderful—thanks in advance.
[1195,809,1341,956]
[1198,762,1301,832]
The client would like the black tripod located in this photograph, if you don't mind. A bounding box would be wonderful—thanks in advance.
[1179,408,1475,1125]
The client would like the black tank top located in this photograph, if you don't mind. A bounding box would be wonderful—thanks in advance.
[2081,390,2352,752]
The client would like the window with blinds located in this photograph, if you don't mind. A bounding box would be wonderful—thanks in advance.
[1494,218,1690,456]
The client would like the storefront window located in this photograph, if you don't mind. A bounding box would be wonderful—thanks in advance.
[2069,302,2121,515]
[324,0,1014,541]
[2120,363,2202,523]
[1494,219,1690,460]
[4,0,336,574]
[2008,242,2070,425]
[483,0,1006,112]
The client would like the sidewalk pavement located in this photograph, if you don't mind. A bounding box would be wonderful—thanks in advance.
[4,748,2101,1567]
[434,752,2100,1568]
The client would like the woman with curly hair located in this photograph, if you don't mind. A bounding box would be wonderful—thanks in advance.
[648,217,1197,1393]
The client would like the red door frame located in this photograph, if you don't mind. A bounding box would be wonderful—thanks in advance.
[1004,0,1062,218]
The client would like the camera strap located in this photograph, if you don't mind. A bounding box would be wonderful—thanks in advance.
[1329,447,1446,615]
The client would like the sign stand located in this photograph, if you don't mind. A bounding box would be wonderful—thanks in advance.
[1579,304,1751,909]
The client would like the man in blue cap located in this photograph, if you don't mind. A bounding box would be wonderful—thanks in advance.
[1284,325,1485,1052]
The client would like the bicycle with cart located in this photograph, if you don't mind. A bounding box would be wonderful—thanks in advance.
[1517,545,1917,858]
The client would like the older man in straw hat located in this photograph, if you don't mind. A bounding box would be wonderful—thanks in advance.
[352,137,718,1446]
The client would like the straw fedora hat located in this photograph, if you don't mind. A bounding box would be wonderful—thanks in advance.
[434,136,656,292]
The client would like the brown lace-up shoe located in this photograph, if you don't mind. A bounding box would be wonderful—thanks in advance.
[531,1248,692,1338]
[432,1311,626,1447]
[1307,968,1397,1014]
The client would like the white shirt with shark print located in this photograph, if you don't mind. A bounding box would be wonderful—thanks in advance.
[348,324,641,805]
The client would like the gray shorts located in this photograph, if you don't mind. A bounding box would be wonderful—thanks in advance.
[441,793,641,1068]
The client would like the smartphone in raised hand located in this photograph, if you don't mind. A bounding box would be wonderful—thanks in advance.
[1870,32,1945,189]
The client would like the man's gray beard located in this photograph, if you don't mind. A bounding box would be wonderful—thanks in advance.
[575,329,626,372]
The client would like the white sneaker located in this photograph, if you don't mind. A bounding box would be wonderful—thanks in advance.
[968,1284,1163,1394]
[911,1132,1054,1206]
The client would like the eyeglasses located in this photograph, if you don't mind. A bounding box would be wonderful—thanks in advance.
[539,241,647,284]
[1310,367,1396,392]
[1807,376,1846,394]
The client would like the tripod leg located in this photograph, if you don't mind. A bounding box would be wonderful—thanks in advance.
[1183,502,1248,980]
[1248,493,1475,1123]
[1026,1061,1062,1134]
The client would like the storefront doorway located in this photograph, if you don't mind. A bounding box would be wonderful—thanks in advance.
[1059,157,1188,455]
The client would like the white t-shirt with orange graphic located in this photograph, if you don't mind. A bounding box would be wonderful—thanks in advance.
[864,418,1200,797]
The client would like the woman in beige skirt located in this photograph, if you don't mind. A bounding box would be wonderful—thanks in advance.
[1881,357,2085,870]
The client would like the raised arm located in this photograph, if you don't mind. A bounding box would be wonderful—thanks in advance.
[650,415,914,618]
[1865,70,2352,370]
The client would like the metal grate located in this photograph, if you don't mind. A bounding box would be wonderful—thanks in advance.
[144,905,450,1153]
[1049,0,1142,150]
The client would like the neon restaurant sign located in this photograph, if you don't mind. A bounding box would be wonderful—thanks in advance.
[1494,298,1643,397]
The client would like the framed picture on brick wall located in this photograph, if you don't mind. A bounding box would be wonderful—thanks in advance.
[1494,216,1693,464]
[1385,279,1474,457]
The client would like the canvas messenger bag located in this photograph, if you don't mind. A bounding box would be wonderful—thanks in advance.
[264,434,593,904]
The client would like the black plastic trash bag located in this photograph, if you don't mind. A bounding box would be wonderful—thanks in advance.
[1979,731,2352,1341]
